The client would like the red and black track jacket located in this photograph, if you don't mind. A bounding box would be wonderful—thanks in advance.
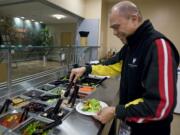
[86,20,179,124]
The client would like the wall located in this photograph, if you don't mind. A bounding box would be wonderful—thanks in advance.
[47,0,102,19]
[47,0,85,17]
[77,19,99,46]
[105,0,180,55]
[99,0,108,58]
[47,23,77,46]
[135,0,180,53]
[84,0,102,19]
[77,0,102,46]
[47,0,104,59]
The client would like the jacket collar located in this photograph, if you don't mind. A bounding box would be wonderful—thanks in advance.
[126,20,155,47]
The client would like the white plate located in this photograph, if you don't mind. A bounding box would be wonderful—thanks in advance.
[76,101,108,116]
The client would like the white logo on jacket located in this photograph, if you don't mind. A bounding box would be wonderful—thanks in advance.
[132,58,137,63]
[128,58,138,67]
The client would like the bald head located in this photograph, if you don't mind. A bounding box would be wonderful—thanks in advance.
[109,1,143,44]
[111,1,143,22]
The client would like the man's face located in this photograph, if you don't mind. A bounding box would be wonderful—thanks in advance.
[110,11,138,44]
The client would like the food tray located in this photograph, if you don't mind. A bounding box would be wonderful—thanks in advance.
[21,102,47,114]
[0,111,29,129]
[14,118,60,135]
[38,84,56,91]
[23,90,44,98]
[40,107,70,121]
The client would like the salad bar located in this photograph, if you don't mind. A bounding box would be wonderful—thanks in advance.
[0,71,119,135]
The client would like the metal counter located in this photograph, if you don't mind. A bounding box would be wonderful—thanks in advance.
[57,77,120,135]
[0,70,120,135]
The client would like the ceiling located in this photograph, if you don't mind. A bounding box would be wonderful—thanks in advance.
[0,0,80,24]
[0,0,121,24]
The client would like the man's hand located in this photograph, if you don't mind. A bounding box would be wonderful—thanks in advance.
[93,106,116,124]
[69,67,86,83]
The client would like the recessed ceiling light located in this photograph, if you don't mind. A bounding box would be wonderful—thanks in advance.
[39,21,43,23]
[20,17,25,19]
[52,14,66,20]
[25,19,30,22]
[31,19,35,22]
[0,19,4,22]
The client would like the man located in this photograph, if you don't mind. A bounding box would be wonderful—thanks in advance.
[70,1,179,135]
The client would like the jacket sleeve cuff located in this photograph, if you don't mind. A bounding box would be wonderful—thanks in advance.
[115,105,126,119]
[85,65,92,74]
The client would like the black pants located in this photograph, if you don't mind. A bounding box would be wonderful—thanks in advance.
[109,117,172,135]
[127,121,171,135]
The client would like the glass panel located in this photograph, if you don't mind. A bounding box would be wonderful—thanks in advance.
[0,0,81,82]
[10,46,99,80]
[11,46,62,80]
[0,0,99,101]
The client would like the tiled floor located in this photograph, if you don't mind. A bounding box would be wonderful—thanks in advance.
[172,114,180,135]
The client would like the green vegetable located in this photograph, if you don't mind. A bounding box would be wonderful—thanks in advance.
[50,87,64,95]
[82,99,102,112]
[47,99,57,104]
[22,121,48,135]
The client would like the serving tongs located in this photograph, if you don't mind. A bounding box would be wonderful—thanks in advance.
[39,95,60,101]
[0,99,12,114]
[32,119,62,135]
[54,98,63,114]
[19,108,29,123]
[31,94,60,101]
[47,98,64,119]
[67,84,80,108]
[95,77,108,87]
[64,75,75,98]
